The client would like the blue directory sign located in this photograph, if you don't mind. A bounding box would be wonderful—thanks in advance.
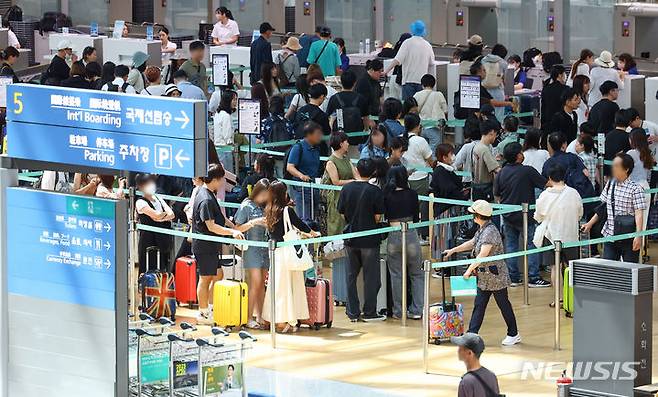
[6,188,120,310]
[5,84,207,177]
[9,122,198,177]
[7,84,203,139]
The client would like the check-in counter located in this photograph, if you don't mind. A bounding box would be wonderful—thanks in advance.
[48,33,105,64]
[645,77,658,125]
[618,74,645,119]
[102,38,162,67]
[446,62,460,121]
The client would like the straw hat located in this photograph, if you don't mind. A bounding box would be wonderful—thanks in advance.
[594,50,615,68]
[282,36,302,51]
[467,200,493,217]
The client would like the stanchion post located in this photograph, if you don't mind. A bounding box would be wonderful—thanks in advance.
[128,187,137,318]
[401,222,408,327]
[597,154,604,187]
[554,240,562,351]
[522,203,530,306]
[268,239,277,349]
[422,260,430,374]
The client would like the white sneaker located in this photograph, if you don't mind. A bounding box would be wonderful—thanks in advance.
[501,334,522,346]
[196,311,214,326]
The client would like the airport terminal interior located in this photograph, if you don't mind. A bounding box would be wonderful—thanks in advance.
[8,1,658,396]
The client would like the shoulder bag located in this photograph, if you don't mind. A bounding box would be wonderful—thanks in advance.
[313,41,329,65]
[611,182,636,236]
[467,370,505,397]
[281,206,314,271]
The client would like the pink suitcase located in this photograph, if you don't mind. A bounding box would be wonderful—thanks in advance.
[298,278,333,330]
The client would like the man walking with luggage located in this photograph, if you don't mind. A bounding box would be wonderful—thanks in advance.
[338,158,387,322]
[452,333,502,397]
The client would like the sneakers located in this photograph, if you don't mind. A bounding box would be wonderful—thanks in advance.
[528,278,551,288]
[509,280,523,287]
[196,310,214,326]
[501,334,522,346]
[362,314,387,322]
[408,313,422,320]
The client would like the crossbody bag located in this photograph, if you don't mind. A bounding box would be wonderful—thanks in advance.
[611,182,636,236]
[313,41,329,64]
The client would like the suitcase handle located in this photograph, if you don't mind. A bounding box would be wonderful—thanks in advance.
[146,246,161,272]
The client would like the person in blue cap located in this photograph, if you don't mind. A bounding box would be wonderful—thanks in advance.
[128,50,150,93]
[383,20,435,101]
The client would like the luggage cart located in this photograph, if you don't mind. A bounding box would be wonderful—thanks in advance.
[167,323,199,397]
[196,330,257,397]
[130,315,177,396]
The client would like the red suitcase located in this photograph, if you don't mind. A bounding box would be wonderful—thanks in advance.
[299,278,333,330]
[175,256,197,305]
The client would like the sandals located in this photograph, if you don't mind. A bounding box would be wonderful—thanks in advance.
[276,324,298,334]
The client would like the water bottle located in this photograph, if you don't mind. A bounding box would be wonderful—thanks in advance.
[557,370,572,397]
[365,38,371,54]
[359,40,364,54]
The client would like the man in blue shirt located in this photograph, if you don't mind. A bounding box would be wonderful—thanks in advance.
[173,69,206,100]
[542,131,595,201]
[286,121,323,224]
[306,26,342,77]
[250,22,275,85]
[298,27,321,69]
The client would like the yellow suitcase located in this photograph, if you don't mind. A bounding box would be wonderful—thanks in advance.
[212,280,248,327]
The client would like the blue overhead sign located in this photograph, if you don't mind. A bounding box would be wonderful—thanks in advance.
[5,84,208,177]
[8,122,199,177]
[6,188,118,310]
[7,84,203,139]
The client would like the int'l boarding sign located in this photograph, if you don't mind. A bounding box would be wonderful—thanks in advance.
[5,84,208,178]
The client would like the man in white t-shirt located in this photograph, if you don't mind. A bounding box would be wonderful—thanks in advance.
[211,7,240,47]
[627,108,658,162]
[383,20,434,101]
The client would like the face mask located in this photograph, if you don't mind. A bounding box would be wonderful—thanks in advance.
[533,55,542,65]
[144,182,157,195]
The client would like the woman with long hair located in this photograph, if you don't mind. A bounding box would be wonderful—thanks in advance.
[333,37,349,72]
[628,128,654,227]
[100,61,116,87]
[286,73,309,120]
[213,89,238,172]
[234,179,270,329]
[306,64,336,112]
[521,128,550,174]
[383,165,424,319]
[251,62,280,120]
[238,153,276,202]
[159,26,177,62]
[572,74,591,127]
[95,175,126,199]
[262,181,319,333]
[568,48,593,85]
[540,65,568,137]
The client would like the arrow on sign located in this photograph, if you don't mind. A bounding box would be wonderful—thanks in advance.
[104,241,111,251]
[175,149,191,168]
[104,259,111,270]
[174,110,190,129]
[71,200,79,211]
[104,223,112,232]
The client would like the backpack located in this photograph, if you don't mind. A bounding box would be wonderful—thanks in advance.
[277,53,294,87]
[293,108,313,139]
[107,81,130,93]
[482,60,502,89]
[266,116,293,153]
[332,93,363,134]
[564,156,596,199]
[283,141,304,179]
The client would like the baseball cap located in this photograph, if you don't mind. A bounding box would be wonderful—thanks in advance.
[259,22,275,34]
[319,26,332,37]
[56,39,72,50]
[467,200,493,217]
[468,34,483,46]
[451,333,485,356]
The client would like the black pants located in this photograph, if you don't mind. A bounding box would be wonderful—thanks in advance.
[468,287,518,337]
[603,239,639,263]
[346,246,381,319]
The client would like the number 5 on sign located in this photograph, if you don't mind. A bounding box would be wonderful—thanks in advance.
[13,91,23,114]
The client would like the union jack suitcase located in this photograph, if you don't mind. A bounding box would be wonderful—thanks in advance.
[141,247,176,321]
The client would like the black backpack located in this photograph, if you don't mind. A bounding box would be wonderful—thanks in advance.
[267,116,293,153]
[293,108,313,140]
[453,90,471,120]
[107,81,130,93]
[332,93,364,137]
[282,141,303,179]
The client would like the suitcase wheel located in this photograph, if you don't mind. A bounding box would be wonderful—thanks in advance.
[433,338,441,346]
[314,324,321,331]
[326,321,332,329]
[565,312,573,318]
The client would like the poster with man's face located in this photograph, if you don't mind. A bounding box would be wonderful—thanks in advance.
[202,362,243,395]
